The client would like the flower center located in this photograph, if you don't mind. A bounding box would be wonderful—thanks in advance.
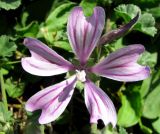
[76,70,86,82]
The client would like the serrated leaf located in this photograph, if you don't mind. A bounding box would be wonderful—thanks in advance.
[0,0,21,10]
[0,35,17,58]
[115,4,140,22]
[115,4,157,36]
[134,13,157,36]
[118,91,142,127]
[138,51,157,68]
[5,78,25,98]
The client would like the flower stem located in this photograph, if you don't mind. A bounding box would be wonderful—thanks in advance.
[91,123,98,134]
[6,61,20,65]
[0,68,8,111]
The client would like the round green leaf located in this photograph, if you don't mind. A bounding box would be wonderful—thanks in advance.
[118,92,142,127]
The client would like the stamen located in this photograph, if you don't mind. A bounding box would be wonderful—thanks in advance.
[76,70,86,82]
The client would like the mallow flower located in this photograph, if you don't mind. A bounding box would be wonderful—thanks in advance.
[21,6,150,127]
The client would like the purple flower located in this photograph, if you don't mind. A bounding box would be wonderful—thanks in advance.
[21,6,150,126]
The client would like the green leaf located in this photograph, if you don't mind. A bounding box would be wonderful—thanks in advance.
[118,91,142,127]
[80,0,96,17]
[151,70,160,85]
[1,68,9,76]
[21,12,29,27]
[5,78,25,98]
[15,21,39,37]
[53,41,72,52]
[134,13,157,37]
[41,2,75,44]
[143,83,160,119]
[24,122,44,134]
[101,125,117,134]
[114,4,157,36]
[140,77,152,98]
[44,2,75,31]
[0,102,12,123]
[24,111,44,134]
[109,38,124,51]
[139,119,152,134]
[76,81,84,92]
[152,117,160,133]
[119,127,128,134]
[0,35,17,58]
[148,7,160,19]
[97,0,113,5]
[138,51,157,68]
[142,70,160,119]
[0,0,21,10]
[115,4,141,22]
[55,110,71,124]
[0,122,14,134]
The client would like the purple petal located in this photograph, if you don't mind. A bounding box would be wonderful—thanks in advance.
[90,44,150,82]
[98,13,139,46]
[21,38,74,76]
[25,75,77,124]
[67,6,105,64]
[84,79,117,127]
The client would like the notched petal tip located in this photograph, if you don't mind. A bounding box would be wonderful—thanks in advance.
[25,76,77,124]
[21,37,74,76]
[84,80,117,127]
[67,6,105,64]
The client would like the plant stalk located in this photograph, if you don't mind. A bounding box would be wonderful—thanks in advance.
[6,61,20,65]
[0,68,8,111]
